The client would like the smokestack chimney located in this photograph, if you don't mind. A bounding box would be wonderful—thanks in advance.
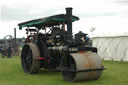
[66,7,72,35]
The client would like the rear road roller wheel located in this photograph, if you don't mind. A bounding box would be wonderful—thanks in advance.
[62,52,103,82]
[21,43,40,74]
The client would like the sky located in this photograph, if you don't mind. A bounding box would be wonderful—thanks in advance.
[1,0,128,39]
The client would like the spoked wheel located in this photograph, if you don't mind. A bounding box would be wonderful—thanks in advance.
[21,43,40,74]
[61,52,103,82]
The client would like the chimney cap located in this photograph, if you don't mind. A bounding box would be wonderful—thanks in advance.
[65,7,73,10]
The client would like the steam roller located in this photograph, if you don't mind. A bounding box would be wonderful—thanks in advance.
[18,7,105,82]
[62,52,103,82]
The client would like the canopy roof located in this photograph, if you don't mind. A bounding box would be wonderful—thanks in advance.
[18,14,79,30]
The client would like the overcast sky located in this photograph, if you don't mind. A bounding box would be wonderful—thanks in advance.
[1,0,128,39]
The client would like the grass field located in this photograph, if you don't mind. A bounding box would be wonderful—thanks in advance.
[0,57,128,85]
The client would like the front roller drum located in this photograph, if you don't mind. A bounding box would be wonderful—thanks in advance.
[62,52,104,82]
[21,43,40,74]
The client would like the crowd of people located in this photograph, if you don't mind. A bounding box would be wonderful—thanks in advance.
[0,41,14,58]
[0,38,25,58]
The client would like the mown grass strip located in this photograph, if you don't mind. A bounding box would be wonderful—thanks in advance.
[0,57,128,85]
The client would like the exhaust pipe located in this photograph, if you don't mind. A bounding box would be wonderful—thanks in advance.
[66,7,72,35]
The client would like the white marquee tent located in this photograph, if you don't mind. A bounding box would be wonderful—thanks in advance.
[92,34,128,61]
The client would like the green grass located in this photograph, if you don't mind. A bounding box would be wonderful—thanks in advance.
[0,57,128,85]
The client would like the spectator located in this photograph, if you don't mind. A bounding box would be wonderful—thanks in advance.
[1,44,5,58]
[8,46,11,58]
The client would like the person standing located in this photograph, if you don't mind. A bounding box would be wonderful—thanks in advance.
[8,46,11,58]
[8,41,12,58]
[1,44,5,58]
